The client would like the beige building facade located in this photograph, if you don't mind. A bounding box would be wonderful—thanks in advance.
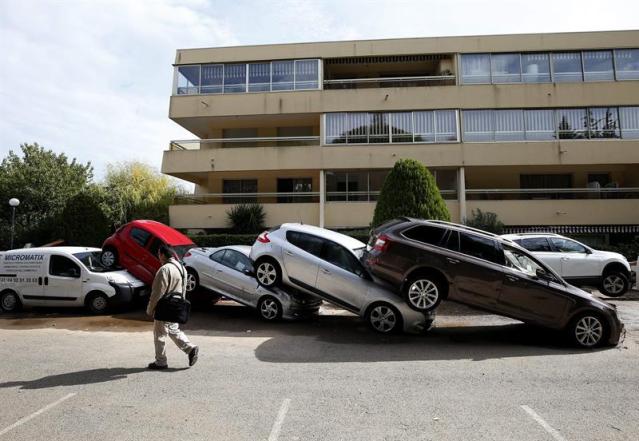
[162,30,639,238]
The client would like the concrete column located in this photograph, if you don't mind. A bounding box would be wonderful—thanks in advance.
[458,166,467,223]
[319,169,325,228]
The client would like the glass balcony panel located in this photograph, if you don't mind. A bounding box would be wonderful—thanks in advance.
[272,60,295,91]
[463,110,494,142]
[521,53,551,83]
[248,63,271,92]
[461,54,491,84]
[552,52,583,82]
[176,65,200,95]
[491,53,521,83]
[224,63,247,93]
[614,49,639,80]
[583,51,614,82]
[294,60,319,90]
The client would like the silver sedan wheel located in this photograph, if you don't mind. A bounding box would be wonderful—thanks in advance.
[369,305,398,333]
[602,274,625,295]
[260,298,280,320]
[186,273,197,292]
[575,316,604,347]
[101,251,116,267]
[256,262,277,286]
[408,279,439,310]
[1,292,18,311]
[91,295,108,312]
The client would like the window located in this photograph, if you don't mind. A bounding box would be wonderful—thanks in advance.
[550,237,588,253]
[221,250,252,273]
[556,108,587,139]
[201,64,223,94]
[402,225,447,246]
[73,252,107,272]
[583,51,614,82]
[461,54,491,84]
[210,250,226,263]
[491,53,521,83]
[224,63,246,93]
[348,113,368,143]
[524,110,555,140]
[462,110,493,142]
[443,230,460,252]
[391,112,413,143]
[222,128,258,148]
[325,113,348,144]
[321,240,362,275]
[49,255,81,278]
[286,231,323,257]
[433,169,458,198]
[552,52,583,82]
[614,49,639,80]
[277,178,312,203]
[503,245,544,278]
[294,60,319,90]
[588,108,620,138]
[494,110,524,141]
[130,228,151,248]
[147,238,165,258]
[459,233,503,265]
[368,113,389,144]
[436,110,458,142]
[248,63,271,92]
[413,111,435,142]
[521,53,551,83]
[620,107,639,139]
[518,237,552,252]
[520,174,572,189]
[587,173,611,187]
[368,170,389,201]
[222,179,258,203]
[272,60,295,91]
[176,65,200,95]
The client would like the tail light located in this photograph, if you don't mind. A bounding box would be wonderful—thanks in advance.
[373,234,391,253]
[184,251,192,258]
[257,231,270,243]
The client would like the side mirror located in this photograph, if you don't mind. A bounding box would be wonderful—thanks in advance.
[536,268,552,282]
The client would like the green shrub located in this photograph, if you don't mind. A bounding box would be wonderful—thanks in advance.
[59,187,112,247]
[226,203,266,234]
[372,159,450,227]
[465,209,505,235]
[188,233,259,248]
[595,240,639,262]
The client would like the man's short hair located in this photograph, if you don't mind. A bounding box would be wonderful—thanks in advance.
[158,245,177,260]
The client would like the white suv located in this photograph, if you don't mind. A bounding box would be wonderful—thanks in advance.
[501,233,636,297]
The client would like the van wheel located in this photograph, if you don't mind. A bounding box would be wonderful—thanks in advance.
[569,313,609,348]
[600,272,628,297]
[0,291,22,312]
[258,296,282,321]
[186,269,199,293]
[404,275,444,312]
[255,259,281,288]
[366,303,402,334]
[100,248,118,268]
[86,292,109,314]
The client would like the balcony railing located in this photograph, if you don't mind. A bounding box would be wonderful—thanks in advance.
[170,136,321,151]
[175,192,321,204]
[323,75,456,89]
[466,188,639,200]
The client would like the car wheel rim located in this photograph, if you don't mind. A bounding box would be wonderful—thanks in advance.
[370,305,397,333]
[575,316,603,347]
[408,279,439,310]
[603,275,624,294]
[2,294,17,310]
[257,263,276,285]
[102,251,115,267]
[92,296,107,312]
[261,299,279,319]
[186,274,197,292]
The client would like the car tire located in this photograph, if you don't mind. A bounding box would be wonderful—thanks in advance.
[86,292,109,315]
[569,312,609,348]
[366,303,402,334]
[600,272,629,297]
[0,290,22,313]
[255,259,281,288]
[186,269,199,293]
[258,296,282,321]
[403,275,445,312]
[100,248,118,269]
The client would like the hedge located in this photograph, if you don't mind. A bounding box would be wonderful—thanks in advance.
[188,230,372,249]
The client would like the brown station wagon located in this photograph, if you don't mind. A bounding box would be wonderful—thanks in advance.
[363,218,625,348]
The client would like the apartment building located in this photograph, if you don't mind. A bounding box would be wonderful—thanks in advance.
[162,30,639,241]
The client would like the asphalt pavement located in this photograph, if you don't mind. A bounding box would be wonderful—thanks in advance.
[0,291,638,441]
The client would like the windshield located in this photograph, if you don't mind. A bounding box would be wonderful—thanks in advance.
[73,252,112,273]
[174,244,195,259]
[503,245,560,282]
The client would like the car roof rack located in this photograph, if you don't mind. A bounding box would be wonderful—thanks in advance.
[512,232,561,237]
[426,220,502,238]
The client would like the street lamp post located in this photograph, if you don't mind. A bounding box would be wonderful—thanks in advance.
[9,198,20,249]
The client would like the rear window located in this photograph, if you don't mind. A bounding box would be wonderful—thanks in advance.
[286,231,323,257]
[402,225,447,246]
[518,237,552,252]
[459,232,504,265]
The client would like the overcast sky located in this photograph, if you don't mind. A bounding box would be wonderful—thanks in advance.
[1,0,637,182]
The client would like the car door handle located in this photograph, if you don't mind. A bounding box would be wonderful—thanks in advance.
[447,258,460,264]
[506,275,519,282]
[561,257,569,261]
[285,251,294,256]
[320,268,331,274]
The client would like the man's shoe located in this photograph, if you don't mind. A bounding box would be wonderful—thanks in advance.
[188,346,199,367]
[147,362,168,370]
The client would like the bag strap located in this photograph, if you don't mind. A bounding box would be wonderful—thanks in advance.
[167,261,187,299]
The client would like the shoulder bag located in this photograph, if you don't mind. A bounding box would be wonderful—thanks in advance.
[154,262,191,324]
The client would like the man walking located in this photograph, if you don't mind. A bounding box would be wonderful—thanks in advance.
[146,245,199,370]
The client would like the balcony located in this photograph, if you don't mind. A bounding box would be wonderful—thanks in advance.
[323,75,455,90]
[169,136,320,150]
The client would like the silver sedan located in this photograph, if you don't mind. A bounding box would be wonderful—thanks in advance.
[183,245,321,321]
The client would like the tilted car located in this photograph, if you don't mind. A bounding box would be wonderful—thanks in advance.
[100,220,195,285]
[364,218,624,348]
[501,233,636,297]
[183,245,321,321]
[249,224,434,334]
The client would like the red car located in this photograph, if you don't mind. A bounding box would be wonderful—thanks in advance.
[100,220,195,285]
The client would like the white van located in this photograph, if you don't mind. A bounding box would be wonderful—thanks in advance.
[0,247,147,313]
